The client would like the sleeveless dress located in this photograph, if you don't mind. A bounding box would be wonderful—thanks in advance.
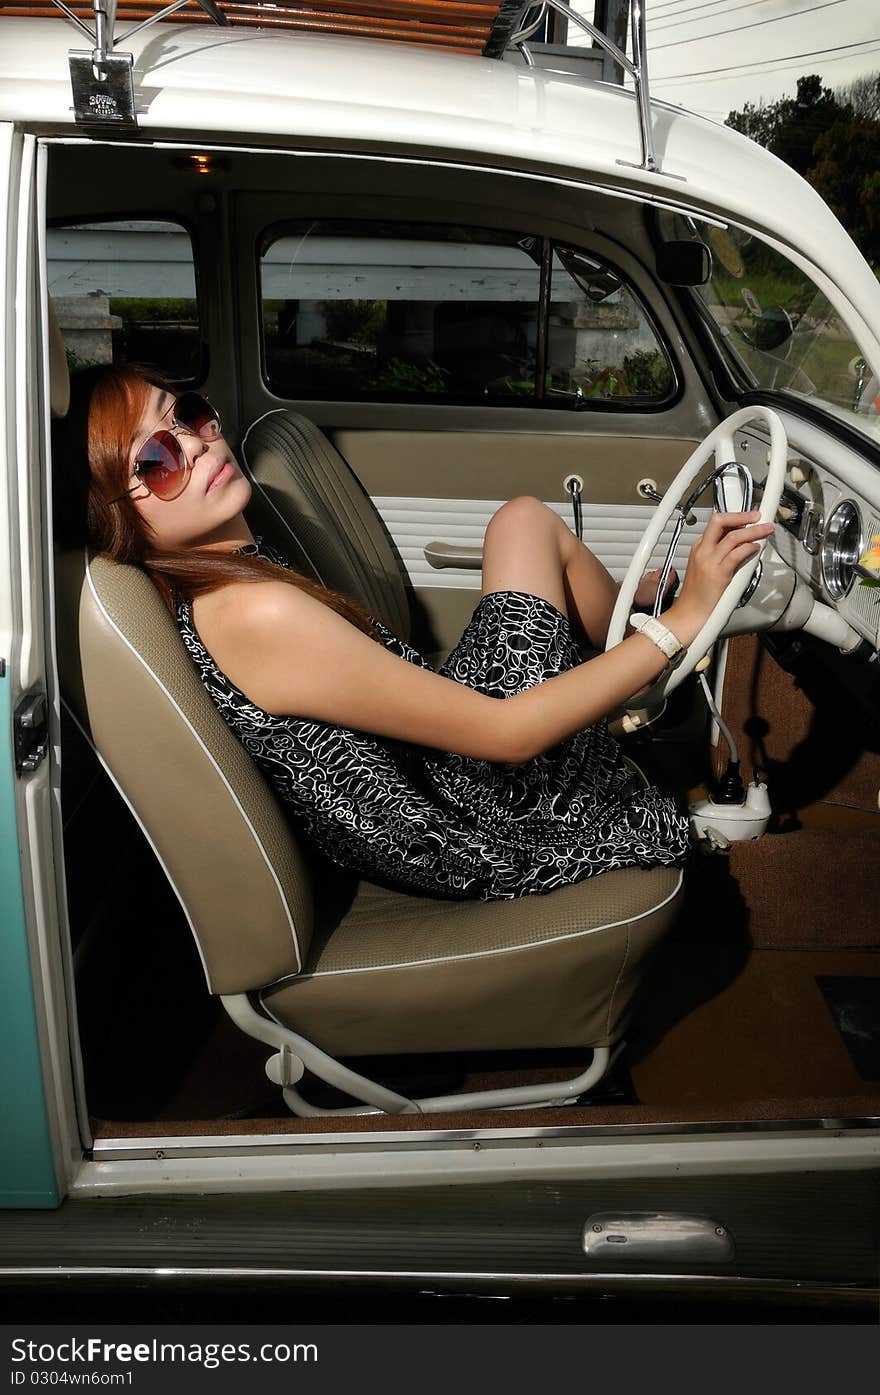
[176,541,690,901]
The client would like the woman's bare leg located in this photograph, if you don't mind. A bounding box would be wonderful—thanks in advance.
[481,496,673,649]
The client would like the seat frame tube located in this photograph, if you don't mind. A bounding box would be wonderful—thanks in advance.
[222,993,611,1118]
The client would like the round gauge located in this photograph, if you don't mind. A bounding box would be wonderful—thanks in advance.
[821,500,863,600]
[708,228,744,278]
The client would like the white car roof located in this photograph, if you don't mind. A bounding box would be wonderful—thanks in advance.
[3,17,880,344]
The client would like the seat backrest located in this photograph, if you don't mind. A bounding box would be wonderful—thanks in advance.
[55,547,313,995]
[241,410,411,640]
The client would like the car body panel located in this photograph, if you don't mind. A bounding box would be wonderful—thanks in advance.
[1,19,879,365]
[0,676,60,1209]
[0,18,878,1302]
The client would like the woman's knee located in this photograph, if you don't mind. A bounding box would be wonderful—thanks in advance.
[487,496,557,539]
[486,497,571,564]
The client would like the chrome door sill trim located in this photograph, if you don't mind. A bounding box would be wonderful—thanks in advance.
[0,1267,874,1304]
[91,1115,880,1162]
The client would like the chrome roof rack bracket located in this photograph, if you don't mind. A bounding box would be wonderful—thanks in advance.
[59,0,228,129]
[508,0,660,174]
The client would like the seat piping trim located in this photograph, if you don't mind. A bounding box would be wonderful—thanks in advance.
[60,694,214,990]
[84,557,304,974]
[263,869,683,990]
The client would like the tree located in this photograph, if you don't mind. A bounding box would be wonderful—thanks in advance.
[726,72,880,267]
[724,98,780,150]
[834,73,880,121]
[727,75,848,176]
[809,116,880,266]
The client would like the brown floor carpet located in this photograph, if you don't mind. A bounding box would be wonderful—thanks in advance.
[630,950,879,1107]
[713,634,880,814]
[729,829,880,950]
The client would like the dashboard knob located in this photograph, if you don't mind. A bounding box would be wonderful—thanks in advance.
[776,504,796,523]
[789,464,808,485]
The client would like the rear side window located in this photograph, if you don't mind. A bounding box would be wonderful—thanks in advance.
[261,221,542,403]
[47,219,201,381]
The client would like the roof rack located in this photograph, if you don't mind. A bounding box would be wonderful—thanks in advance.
[7,0,526,58]
[508,1,657,171]
[15,0,656,168]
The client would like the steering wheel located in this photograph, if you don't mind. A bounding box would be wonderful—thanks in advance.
[605,405,788,699]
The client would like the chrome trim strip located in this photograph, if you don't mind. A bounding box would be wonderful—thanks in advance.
[91,1115,880,1161]
[0,1268,874,1302]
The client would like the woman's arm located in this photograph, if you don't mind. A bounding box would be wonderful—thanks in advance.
[200,512,771,765]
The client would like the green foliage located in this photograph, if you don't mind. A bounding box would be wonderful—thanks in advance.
[568,349,671,399]
[368,357,449,394]
[64,347,99,373]
[726,72,880,267]
[580,364,629,397]
[109,298,198,323]
[320,299,387,345]
[727,75,846,176]
[809,117,880,267]
[621,349,673,397]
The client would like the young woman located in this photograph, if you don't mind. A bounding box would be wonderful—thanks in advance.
[64,365,772,901]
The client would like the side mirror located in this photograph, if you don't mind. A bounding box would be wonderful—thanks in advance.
[656,241,712,287]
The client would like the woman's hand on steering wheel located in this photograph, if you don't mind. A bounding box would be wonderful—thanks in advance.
[666,510,774,647]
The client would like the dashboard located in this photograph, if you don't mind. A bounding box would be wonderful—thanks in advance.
[733,412,880,650]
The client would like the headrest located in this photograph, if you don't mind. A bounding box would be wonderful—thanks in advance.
[48,297,70,420]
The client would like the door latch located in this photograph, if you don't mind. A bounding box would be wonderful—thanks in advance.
[14,690,49,776]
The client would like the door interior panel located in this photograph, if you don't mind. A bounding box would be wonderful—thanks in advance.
[331,430,703,654]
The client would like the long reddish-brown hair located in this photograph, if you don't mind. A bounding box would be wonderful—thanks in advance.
[57,364,380,637]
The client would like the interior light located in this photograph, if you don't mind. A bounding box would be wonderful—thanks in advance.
[171,153,228,176]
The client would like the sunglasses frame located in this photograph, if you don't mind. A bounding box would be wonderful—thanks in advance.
[108,393,222,505]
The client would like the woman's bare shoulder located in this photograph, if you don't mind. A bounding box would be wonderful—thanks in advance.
[197,578,323,637]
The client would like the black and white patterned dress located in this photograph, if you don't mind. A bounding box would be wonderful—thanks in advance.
[176,541,690,901]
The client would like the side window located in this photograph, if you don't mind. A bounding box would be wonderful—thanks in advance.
[261,221,542,402]
[47,219,201,381]
[548,247,674,402]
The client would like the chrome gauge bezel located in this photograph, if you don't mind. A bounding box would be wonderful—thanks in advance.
[820,500,863,600]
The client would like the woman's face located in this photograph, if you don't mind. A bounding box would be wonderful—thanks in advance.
[122,384,252,551]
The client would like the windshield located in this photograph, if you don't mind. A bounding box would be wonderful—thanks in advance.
[672,216,879,441]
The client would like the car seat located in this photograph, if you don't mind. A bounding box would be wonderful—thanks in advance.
[53,352,683,1118]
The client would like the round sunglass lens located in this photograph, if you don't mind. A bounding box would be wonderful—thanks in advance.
[135,432,187,498]
[176,393,221,440]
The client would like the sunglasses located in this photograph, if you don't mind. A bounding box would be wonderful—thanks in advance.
[109,393,222,504]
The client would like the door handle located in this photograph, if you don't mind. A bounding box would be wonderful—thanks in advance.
[424,542,483,570]
[582,1213,734,1263]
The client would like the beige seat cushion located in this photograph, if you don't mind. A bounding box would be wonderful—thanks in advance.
[56,548,313,994]
[262,866,684,1056]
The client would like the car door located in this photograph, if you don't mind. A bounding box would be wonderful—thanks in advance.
[0,127,82,1208]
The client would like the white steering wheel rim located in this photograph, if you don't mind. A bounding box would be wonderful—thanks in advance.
[605,405,788,697]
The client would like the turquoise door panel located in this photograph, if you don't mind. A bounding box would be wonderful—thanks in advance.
[0,674,59,1208]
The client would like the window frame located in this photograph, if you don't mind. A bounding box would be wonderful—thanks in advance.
[46,211,206,387]
[257,218,681,413]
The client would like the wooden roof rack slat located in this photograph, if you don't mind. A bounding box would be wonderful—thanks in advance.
[1,0,512,30]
